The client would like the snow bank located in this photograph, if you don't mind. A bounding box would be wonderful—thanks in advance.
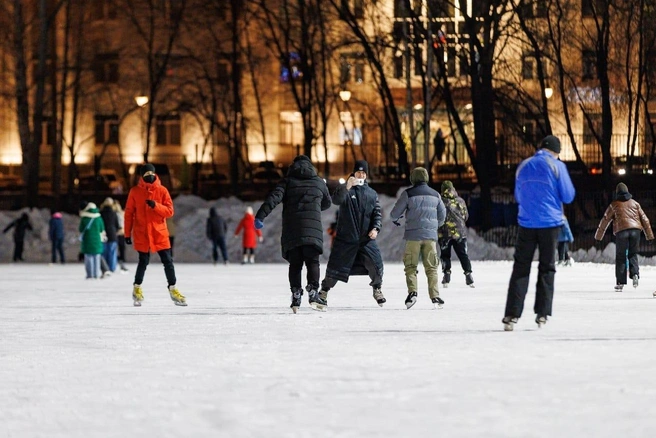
[0,193,646,265]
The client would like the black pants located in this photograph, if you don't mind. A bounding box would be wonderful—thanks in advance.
[212,237,228,262]
[117,235,127,263]
[440,238,472,274]
[557,241,570,261]
[169,237,175,257]
[134,249,176,286]
[504,226,559,318]
[287,245,321,290]
[615,229,641,284]
[13,238,24,261]
[321,252,383,292]
[51,238,65,263]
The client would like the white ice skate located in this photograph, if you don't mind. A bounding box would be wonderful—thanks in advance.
[502,317,518,331]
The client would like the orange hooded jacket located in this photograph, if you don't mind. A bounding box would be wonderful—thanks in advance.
[124,176,174,253]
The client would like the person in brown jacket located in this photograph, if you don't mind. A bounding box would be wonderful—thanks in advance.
[594,182,654,291]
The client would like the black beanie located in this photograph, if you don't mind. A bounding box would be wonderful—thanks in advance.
[353,160,369,175]
[616,182,629,195]
[141,163,156,176]
[540,135,561,154]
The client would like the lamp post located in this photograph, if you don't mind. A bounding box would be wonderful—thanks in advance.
[135,96,149,162]
[339,90,352,174]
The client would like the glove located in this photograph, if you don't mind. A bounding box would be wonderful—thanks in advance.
[146,200,156,208]
[254,218,264,230]
[392,220,401,227]
[125,237,132,245]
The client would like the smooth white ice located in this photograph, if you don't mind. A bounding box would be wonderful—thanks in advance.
[2,261,656,438]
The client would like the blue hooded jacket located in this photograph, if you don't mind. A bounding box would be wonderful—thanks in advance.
[515,149,576,228]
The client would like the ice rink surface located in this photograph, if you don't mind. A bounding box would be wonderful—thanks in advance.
[2,261,656,438]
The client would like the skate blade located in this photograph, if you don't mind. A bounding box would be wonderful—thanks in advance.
[503,323,514,331]
[174,301,187,306]
[291,306,299,314]
[433,303,443,310]
[468,284,475,288]
[377,302,385,308]
[133,301,141,307]
[442,283,449,288]
[310,303,327,312]
[405,300,416,309]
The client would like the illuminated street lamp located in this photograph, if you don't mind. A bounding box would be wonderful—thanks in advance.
[544,87,554,99]
[135,96,149,160]
[339,90,351,102]
[339,90,352,173]
[135,95,149,107]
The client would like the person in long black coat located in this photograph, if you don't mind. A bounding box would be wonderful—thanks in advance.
[254,155,332,312]
[3,212,33,262]
[310,160,385,311]
[206,207,229,264]
[48,211,65,264]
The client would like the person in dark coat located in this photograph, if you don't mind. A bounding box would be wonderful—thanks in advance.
[255,155,332,312]
[309,160,385,311]
[438,180,474,287]
[100,197,120,274]
[3,212,33,262]
[48,211,65,264]
[206,207,229,265]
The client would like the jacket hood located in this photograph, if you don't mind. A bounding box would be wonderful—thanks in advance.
[410,167,428,185]
[288,157,318,179]
[441,180,458,198]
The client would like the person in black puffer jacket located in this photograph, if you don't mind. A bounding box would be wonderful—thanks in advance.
[254,155,332,312]
[310,160,386,311]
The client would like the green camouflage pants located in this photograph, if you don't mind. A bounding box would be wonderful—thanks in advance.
[403,240,440,298]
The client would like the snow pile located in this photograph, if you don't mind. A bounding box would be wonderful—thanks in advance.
[0,192,648,265]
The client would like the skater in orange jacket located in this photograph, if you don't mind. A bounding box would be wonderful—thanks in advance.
[124,163,186,306]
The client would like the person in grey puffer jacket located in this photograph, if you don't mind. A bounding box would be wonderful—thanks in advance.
[438,180,474,288]
[390,167,446,309]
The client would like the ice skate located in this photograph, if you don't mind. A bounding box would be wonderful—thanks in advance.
[404,292,417,309]
[653,290,656,298]
[536,315,548,328]
[465,272,475,288]
[290,288,303,314]
[373,288,386,307]
[632,274,639,288]
[132,284,144,307]
[614,284,624,292]
[310,289,328,312]
[441,271,451,288]
[431,296,444,309]
[502,316,518,331]
[168,285,187,306]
